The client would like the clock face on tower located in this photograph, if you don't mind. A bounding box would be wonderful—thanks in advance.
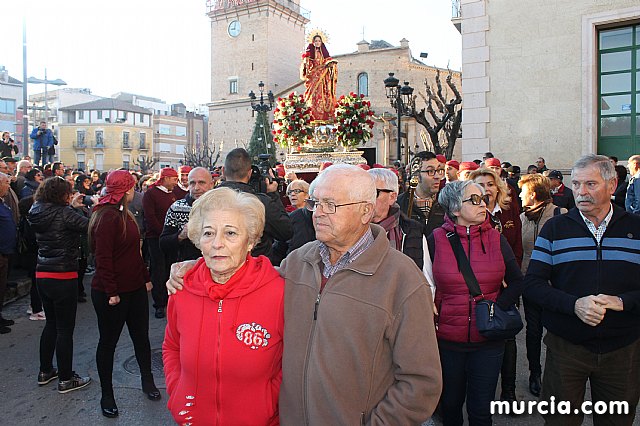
[227,20,241,38]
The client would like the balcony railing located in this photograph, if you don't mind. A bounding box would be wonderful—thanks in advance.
[122,142,132,150]
[93,141,105,149]
[73,140,86,149]
[452,0,461,18]
[139,143,148,150]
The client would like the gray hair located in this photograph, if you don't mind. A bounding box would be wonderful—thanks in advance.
[368,168,398,192]
[438,180,485,220]
[187,186,265,249]
[313,164,376,205]
[571,154,616,182]
[286,179,310,194]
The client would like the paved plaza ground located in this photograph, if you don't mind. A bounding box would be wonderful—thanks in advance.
[0,273,636,425]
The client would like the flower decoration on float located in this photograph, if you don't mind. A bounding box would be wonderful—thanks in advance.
[333,92,375,148]
[272,92,314,149]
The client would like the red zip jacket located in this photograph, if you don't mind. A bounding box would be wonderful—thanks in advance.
[163,255,284,426]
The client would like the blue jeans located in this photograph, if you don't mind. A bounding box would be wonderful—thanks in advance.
[439,343,505,426]
[33,147,49,167]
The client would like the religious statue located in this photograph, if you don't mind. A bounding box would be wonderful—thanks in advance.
[300,29,338,123]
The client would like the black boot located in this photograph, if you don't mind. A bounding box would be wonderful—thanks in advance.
[500,339,518,406]
[100,391,119,418]
[142,375,161,401]
[529,373,541,397]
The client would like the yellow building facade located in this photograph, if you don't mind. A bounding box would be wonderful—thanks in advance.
[59,99,153,172]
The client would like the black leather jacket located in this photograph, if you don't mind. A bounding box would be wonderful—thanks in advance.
[28,202,89,272]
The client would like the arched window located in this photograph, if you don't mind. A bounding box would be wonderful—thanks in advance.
[357,72,368,97]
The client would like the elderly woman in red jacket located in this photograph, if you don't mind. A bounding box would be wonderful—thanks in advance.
[163,187,284,426]
[425,180,524,426]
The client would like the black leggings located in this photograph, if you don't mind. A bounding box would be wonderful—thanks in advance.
[37,278,78,381]
[91,286,153,395]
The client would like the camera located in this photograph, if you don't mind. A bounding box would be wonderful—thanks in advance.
[248,154,284,194]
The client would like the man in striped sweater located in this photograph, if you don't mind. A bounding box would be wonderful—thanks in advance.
[524,154,640,426]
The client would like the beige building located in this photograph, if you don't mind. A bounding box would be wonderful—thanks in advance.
[454,0,640,168]
[207,0,461,165]
[59,99,153,172]
[154,104,206,170]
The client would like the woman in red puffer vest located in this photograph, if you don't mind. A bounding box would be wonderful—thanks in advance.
[425,180,524,426]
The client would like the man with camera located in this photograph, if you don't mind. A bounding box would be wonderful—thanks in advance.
[218,148,292,264]
[29,121,55,167]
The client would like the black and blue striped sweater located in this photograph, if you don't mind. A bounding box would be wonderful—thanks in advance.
[523,204,640,354]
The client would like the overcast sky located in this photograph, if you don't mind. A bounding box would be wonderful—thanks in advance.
[3,0,461,108]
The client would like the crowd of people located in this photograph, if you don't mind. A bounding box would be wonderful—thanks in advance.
[1,142,639,425]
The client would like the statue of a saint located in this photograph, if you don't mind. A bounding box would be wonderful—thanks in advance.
[300,30,338,123]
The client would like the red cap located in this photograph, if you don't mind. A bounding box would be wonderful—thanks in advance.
[372,163,384,168]
[446,160,460,170]
[319,162,333,171]
[436,154,446,164]
[459,161,480,172]
[151,167,178,188]
[178,165,192,174]
[484,158,502,168]
[98,170,135,206]
[357,164,371,170]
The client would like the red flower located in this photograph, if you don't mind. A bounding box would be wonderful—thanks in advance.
[351,121,357,127]
[357,129,363,134]
[272,130,276,135]
[350,92,356,97]
[360,94,365,98]
[288,125,293,130]
[277,129,282,134]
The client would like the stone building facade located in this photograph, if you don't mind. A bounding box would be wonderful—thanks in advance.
[207,0,461,165]
[455,0,640,168]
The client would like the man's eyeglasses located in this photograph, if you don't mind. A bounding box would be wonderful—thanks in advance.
[462,193,490,206]
[287,188,306,196]
[304,198,368,214]
[376,188,394,198]
[420,168,445,177]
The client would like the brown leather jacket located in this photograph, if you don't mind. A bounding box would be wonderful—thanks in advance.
[279,224,442,425]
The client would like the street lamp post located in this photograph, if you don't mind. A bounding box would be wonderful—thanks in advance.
[248,81,275,113]
[384,73,415,164]
[27,69,67,126]
[248,81,275,159]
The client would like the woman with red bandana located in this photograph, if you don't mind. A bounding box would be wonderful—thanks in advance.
[300,32,337,122]
[163,187,284,425]
[89,170,161,418]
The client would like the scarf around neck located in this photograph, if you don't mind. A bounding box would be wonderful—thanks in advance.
[524,199,551,222]
[378,204,403,250]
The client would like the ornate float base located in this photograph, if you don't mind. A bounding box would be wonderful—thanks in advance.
[284,151,366,174]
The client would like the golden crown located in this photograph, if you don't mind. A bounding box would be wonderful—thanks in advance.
[306,28,329,45]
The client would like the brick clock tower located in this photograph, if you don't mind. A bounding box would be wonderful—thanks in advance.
[206,0,310,149]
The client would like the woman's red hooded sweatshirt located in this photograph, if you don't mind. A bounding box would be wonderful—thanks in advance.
[163,255,284,426]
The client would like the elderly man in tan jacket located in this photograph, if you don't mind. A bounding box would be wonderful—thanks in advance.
[278,164,441,425]
[167,164,442,425]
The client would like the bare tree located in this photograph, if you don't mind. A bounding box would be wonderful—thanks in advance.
[183,140,221,170]
[133,155,158,175]
[412,69,462,159]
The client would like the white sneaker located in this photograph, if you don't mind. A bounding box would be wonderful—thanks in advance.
[29,312,46,321]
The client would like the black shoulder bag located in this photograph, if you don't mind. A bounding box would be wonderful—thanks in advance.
[445,231,523,340]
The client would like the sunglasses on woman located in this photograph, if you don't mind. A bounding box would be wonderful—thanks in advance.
[462,193,490,206]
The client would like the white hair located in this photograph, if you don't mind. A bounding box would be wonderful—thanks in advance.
[368,168,398,192]
[313,164,376,205]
